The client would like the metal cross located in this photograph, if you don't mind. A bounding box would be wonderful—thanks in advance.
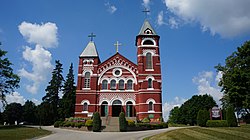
[142,8,150,19]
[114,41,122,53]
[88,32,96,41]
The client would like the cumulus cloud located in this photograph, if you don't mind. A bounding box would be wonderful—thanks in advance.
[5,92,26,105]
[18,21,58,94]
[168,16,179,29]
[164,0,250,38]
[105,2,117,14]
[157,11,166,26]
[163,97,187,121]
[192,71,223,105]
[19,22,58,48]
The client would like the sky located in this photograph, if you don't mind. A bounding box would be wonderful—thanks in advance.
[0,0,250,120]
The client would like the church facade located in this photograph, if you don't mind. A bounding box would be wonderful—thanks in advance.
[74,20,163,120]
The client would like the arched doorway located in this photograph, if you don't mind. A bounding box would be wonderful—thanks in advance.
[101,101,108,117]
[112,100,122,117]
[126,101,133,117]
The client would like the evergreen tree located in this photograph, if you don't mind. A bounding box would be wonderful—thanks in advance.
[168,106,181,124]
[93,112,101,132]
[197,109,209,127]
[0,43,20,106]
[226,106,237,127]
[119,112,127,132]
[42,60,64,123]
[3,103,23,124]
[60,63,76,119]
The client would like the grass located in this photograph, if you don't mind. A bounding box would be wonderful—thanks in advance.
[144,124,250,140]
[0,125,52,140]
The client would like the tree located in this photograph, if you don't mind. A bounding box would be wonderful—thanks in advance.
[226,106,237,127]
[168,106,181,124]
[169,94,216,125]
[197,109,209,127]
[3,103,23,124]
[119,112,127,132]
[37,102,54,125]
[215,41,250,115]
[42,60,64,123]
[60,63,76,119]
[23,100,37,124]
[0,43,20,106]
[93,112,101,132]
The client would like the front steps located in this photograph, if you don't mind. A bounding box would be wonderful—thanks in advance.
[101,117,136,132]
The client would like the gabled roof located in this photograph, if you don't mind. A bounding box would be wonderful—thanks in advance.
[80,41,99,57]
[138,19,157,35]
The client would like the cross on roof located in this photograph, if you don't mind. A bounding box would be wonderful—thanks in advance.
[142,8,150,19]
[88,32,96,41]
[114,41,122,53]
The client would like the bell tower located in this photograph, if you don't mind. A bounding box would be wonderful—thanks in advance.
[136,19,162,120]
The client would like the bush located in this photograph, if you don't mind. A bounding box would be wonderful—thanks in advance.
[75,122,84,128]
[71,122,76,128]
[127,120,135,127]
[85,120,93,127]
[197,109,209,127]
[142,117,150,123]
[54,121,62,128]
[161,122,168,128]
[64,121,72,127]
[206,120,228,127]
[226,106,237,127]
[93,112,101,132]
[119,112,127,132]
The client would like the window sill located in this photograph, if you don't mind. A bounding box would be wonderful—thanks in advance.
[148,110,155,113]
[82,111,88,114]
[82,88,91,90]
[145,69,154,71]
[147,88,154,90]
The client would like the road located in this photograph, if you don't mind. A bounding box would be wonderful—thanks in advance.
[35,126,186,140]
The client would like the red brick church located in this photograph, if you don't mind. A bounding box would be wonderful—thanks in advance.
[74,20,162,120]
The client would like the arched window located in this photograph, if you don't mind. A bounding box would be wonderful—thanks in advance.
[83,102,88,111]
[143,40,154,45]
[119,80,124,90]
[146,53,152,69]
[127,80,133,90]
[102,80,108,90]
[110,80,116,90]
[148,78,153,88]
[84,72,90,88]
[148,101,153,111]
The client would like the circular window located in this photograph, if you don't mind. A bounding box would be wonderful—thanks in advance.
[113,68,122,77]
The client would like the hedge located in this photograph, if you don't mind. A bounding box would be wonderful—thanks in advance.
[85,119,93,127]
[206,120,228,127]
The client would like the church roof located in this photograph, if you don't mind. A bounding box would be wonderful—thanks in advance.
[80,41,99,57]
[138,19,157,35]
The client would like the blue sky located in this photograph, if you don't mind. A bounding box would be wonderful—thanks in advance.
[0,0,250,119]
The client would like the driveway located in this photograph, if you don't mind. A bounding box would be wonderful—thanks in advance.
[35,126,187,140]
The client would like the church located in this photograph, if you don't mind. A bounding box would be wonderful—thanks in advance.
[74,19,163,121]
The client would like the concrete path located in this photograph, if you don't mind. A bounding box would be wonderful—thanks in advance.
[35,126,187,140]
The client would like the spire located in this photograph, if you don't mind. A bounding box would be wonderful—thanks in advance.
[80,41,99,57]
[138,19,157,35]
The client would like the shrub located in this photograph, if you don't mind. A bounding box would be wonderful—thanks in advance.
[93,112,101,132]
[119,112,127,132]
[142,117,150,123]
[159,117,164,122]
[64,121,72,127]
[226,106,237,127]
[59,121,65,127]
[75,122,84,128]
[54,121,61,128]
[161,122,168,128]
[127,120,135,127]
[71,122,76,128]
[206,120,228,127]
[197,109,209,127]
[85,120,93,127]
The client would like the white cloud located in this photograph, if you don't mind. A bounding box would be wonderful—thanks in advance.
[192,71,223,106]
[31,98,41,106]
[19,22,58,48]
[18,22,58,94]
[163,97,187,121]
[6,92,26,105]
[164,0,250,38]
[142,0,151,9]
[168,17,179,29]
[157,11,166,26]
[105,2,117,14]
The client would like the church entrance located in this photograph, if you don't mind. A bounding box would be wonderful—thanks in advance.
[101,101,108,117]
[112,100,122,117]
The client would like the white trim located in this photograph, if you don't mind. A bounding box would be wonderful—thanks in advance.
[124,98,136,105]
[137,112,162,114]
[99,99,111,105]
[142,38,156,46]
[81,100,90,105]
[145,69,154,71]
[146,98,156,104]
[145,75,155,80]
[81,111,88,114]
[112,68,122,77]
[110,97,124,106]
[82,70,93,76]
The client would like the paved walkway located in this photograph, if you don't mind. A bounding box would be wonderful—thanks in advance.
[35,126,187,140]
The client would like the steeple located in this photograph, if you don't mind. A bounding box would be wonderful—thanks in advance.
[138,19,157,35]
[80,41,99,57]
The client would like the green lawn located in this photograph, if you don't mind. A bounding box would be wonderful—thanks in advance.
[0,125,52,140]
[145,125,250,140]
